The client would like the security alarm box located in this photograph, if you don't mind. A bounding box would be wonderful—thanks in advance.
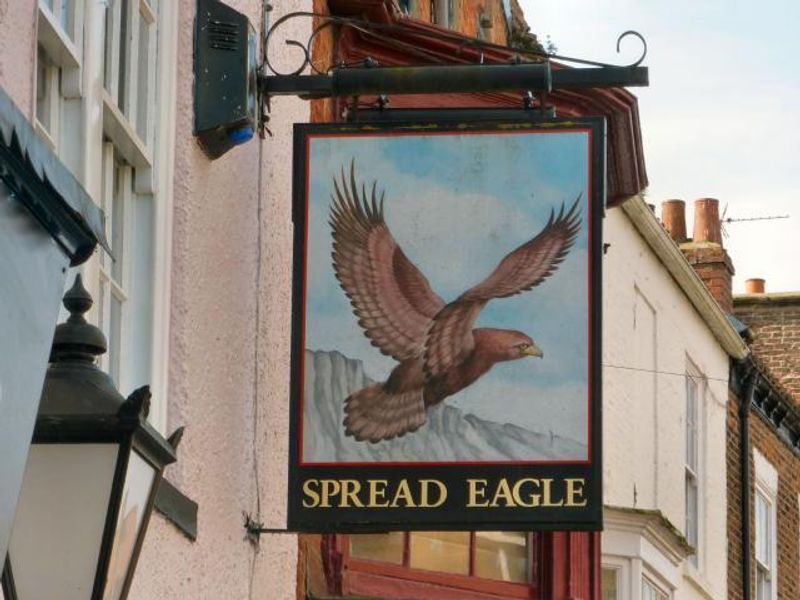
[194,0,258,159]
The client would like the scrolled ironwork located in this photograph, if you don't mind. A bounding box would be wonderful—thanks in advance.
[262,10,648,77]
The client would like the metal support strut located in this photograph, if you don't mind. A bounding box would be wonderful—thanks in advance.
[260,62,649,99]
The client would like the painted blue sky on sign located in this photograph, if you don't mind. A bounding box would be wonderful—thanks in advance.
[305,130,591,445]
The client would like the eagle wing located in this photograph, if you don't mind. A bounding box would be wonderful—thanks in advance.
[330,162,445,362]
[424,197,582,378]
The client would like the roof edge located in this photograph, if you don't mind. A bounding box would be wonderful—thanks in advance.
[734,292,800,305]
[621,195,749,359]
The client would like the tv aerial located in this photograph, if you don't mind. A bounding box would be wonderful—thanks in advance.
[720,202,789,239]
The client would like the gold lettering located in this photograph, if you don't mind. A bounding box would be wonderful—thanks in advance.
[490,478,517,507]
[467,479,490,507]
[339,479,363,508]
[390,479,416,507]
[302,479,320,508]
[512,478,541,507]
[565,478,588,507]
[419,479,447,508]
[368,479,390,508]
[319,479,341,507]
[541,479,564,507]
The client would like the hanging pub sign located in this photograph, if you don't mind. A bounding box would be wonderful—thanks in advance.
[288,117,604,532]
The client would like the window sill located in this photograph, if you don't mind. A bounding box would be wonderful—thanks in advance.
[37,4,82,98]
[102,92,154,193]
[37,5,80,70]
[34,119,56,151]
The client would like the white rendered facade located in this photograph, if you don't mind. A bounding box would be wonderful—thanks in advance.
[601,197,736,600]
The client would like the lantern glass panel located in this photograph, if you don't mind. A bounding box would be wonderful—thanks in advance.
[102,451,156,600]
[9,444,120,600]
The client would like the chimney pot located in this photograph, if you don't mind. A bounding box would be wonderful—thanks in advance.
[745,278,765,294]
[661,200,687,242]
[693,198,722,245]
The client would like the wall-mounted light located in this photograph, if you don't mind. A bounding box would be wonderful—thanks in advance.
[3,276,179,600]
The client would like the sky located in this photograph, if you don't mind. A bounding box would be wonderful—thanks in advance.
[520,0,800,293]
[304,130,592,447]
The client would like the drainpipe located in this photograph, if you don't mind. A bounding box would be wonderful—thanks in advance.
[739,363,758,600]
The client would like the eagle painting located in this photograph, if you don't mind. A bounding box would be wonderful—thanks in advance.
[329,162,581,444]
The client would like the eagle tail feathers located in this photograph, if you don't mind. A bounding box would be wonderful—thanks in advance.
[343,384,426,443]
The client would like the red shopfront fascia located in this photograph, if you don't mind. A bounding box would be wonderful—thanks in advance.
[307,2,648,598]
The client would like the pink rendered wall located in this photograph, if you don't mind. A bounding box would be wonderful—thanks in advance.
[129,0,309,598]
[0,0,36,115]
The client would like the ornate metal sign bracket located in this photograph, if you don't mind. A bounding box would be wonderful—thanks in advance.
[259,11,648,100]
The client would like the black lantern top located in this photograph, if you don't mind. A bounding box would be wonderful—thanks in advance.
[34,274,176,467]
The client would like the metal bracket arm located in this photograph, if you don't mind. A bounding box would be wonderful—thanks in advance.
[260,63,649,99]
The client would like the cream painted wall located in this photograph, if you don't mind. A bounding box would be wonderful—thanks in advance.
[602,204,729,600]
[129,0,309,598]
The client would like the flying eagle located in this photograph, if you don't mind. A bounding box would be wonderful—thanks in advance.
[330,162,581,443]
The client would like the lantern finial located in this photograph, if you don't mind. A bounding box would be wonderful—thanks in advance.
[51,274,107,361]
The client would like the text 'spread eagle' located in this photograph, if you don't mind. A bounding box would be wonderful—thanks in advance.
[330,162,581,443]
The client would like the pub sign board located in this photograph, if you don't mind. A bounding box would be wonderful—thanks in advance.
[288,118,604,532]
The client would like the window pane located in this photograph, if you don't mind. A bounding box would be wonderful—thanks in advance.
[36,48,51,129]
[111,163,125,281]
[756,491,770,563]
[601,568,618,600]
[686,375,698,471]
[350,533,405,565]
[103,0,113,91]
[686,473,698,548]
[136,16,151,141]
[118,0,129,111]
[474,531,528,583]
[109,292,123,385]
[60,0,75,39]
[756,565,771,600]
[409,532,469,575]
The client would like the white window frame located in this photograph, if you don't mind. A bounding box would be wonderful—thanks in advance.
[95,0,174,432]
[685,369,700,565]
[39,0,178,434]
[642,575,669,600]
[601,564,622,600]
[98,143,133,389]
[753,450,778,600]
[35,0,84,150]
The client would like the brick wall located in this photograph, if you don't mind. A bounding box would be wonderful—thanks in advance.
[728,386,800,600]
[735,296,800,399]
[750,410,800,600]
[727,390,745,600]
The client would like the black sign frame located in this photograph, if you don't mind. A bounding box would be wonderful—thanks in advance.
[288,116,605,532]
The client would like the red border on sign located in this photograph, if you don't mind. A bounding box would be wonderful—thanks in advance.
[297,128,594,467]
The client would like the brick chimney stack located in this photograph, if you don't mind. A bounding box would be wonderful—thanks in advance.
[663,198,735,313]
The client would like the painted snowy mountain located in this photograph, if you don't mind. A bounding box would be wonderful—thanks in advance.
[302,349,586,462]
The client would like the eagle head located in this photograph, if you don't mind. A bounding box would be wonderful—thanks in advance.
[478,329,543,362]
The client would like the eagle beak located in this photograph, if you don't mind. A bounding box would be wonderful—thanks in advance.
[522,344,544,359]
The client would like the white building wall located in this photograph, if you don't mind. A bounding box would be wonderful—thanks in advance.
[602,203,729,600]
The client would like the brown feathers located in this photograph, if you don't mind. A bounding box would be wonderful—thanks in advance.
[330,162,582,442]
